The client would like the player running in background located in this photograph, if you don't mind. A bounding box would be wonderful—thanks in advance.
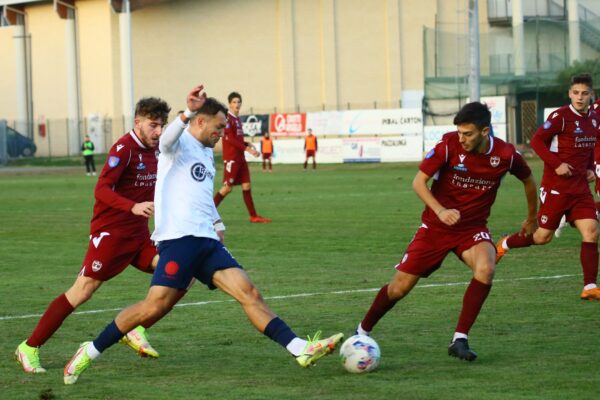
[303,128,318,170]
[213,92,271,223]
[63,86,343,384]
[261,132,274,172]
[15,96,188,373]
[497,74,600,300]
[355,102,537,361]
[593,98,600,212]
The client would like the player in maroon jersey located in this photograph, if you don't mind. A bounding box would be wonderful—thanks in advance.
[497,74,600,300]
[15,95,189,373]
[593,98,600,210]
[213,92,271,223]
[355,102,538,361]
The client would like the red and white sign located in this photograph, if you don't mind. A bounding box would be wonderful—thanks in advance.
[269,113,307,136]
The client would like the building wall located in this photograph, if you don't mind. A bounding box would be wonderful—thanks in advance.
[0,0,598,155]
[0,25,17,120]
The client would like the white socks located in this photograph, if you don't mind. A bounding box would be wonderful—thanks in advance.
[452,332,468,342]
[286,337,307,357]
[85,342,101,360]
[356,323,370,336]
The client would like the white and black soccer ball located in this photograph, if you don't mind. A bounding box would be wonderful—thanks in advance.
[339,334,380,373]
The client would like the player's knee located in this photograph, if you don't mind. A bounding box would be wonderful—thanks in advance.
[238,283,263,305]
[582,229,599,242]
[144,301,171,319]
[387,282,410,300]
[474,265,495,284]
[221,185,232,195]
[535,234,553,245]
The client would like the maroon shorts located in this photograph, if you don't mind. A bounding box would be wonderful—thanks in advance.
[306,150,316,158]
[538,188,597,229]
[223,159,250,186]
[395,224,494,277]
[79,230,157,281]
[262,153,272,160]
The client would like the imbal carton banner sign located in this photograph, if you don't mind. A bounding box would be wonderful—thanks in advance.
[307,109,422,135]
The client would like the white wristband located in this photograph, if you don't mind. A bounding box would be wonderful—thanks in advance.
[213,222,226,231]
[183,108,197,119]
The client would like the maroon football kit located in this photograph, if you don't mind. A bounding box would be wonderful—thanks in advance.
[531,104,599,229]
[222,111,250,185]
[397,132,531,277]
[80,131,158,281]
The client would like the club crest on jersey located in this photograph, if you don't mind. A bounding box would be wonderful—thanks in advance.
[574,121,583,134]
[191,162,214,182]
[543,121,552,130]
[91,260,103,272]
[490,156,500,167]
[108,156,120,168]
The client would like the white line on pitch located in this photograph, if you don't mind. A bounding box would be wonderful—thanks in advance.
[0,273,577,322]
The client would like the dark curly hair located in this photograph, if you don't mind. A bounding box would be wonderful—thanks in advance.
[135,97,171,121]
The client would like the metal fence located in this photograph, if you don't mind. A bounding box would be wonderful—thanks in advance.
[3,117,127,159]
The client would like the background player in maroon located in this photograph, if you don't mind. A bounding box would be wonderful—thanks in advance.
[593,98,600,211]
[214,92,271,223]
[497,74,600,300]
[15,96,183,373]
[355,102,537,361]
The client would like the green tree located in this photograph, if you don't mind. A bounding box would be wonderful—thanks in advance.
[556,59,600,93]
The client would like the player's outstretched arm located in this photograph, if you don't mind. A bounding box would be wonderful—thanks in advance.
[412,170,460,226]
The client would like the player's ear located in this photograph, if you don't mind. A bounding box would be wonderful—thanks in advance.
[481,126,490,136]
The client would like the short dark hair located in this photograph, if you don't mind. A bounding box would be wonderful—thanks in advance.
[570,73,593,88]
[197,97,228,117]
[453,102,491,130]
[135,97,171,121]
[228,92,242,103]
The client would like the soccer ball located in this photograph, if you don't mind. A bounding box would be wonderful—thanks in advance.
[339,334,380,373]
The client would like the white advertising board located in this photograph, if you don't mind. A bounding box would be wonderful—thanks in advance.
[306,108,423,135]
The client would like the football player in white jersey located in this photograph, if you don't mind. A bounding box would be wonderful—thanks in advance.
[63,85,343,384]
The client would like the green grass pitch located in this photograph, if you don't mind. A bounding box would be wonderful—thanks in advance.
[1,160,598,399]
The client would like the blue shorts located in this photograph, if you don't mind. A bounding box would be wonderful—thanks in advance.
[152,236,242,290]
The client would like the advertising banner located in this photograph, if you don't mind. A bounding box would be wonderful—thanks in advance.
[306,108,423,136]
[342,138,381,163]
[245,138,343,164]
[241,114,269,136]
[423,123,507,152]
[379,136,423,162]
[269,113,307,136]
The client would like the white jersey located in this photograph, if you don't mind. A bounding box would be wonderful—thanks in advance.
[151,117,221,242]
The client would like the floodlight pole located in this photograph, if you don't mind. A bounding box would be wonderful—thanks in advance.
[567,0,581,64]
[119,0,134,129]
[468,0,480,102]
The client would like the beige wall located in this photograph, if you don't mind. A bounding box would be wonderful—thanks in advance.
[1,0,599,156]
[0,0,462,124]
[0,25,17,119]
